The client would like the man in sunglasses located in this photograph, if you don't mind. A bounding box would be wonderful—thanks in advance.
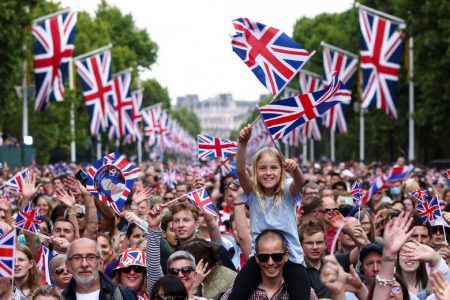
[63,238,137,300]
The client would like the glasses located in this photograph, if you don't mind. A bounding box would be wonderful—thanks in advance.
[54,267,68,275]
[256,252,285,263]
[68,254,100,265]
[164,197,174,201]
[225,180,240,191]
[155,295,186,300]
[121,265,145,274]
[76,212,85,218]
[325,208,339,213]
[391,286,402,294]
[168,266,194,276]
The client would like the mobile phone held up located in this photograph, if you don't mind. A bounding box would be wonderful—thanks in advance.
[75,169,88,187]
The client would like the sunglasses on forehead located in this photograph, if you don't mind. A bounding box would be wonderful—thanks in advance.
[256,252,285,263]
[121,265,145,274]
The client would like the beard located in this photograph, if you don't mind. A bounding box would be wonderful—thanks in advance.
[73,269,99,287]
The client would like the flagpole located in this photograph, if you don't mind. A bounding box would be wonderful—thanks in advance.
[320,41,359,59]
[161,188,204,207]
[73,44,112,61]
[32,8,71,24]
[69,57,76,163]
[310,139,314,163]
[303,139,307,163]
[408,36,415,161]
[137,139,142,164]
[22,47,28,142]
[330,130,335,162]
[96,135,101,159]
[355,3,406,25]
[360,106,365,162]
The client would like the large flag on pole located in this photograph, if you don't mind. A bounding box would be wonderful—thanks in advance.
[231,17,313,97]
[259,72,350,140]
[359,5,405,119]
[32,10,77,112]
[299,70,325,141]
[197,135,238,159]
[124,89,144,144]
[109,69,135,139]
[321,42,357,133]
[74,46,114,136]
[141,103,162,147]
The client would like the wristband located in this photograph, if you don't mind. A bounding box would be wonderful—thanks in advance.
[233,202,245,207]
[375,274,395,286]
[382,255,397,262]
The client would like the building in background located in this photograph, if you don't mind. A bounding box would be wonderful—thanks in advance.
[176,93,258,137]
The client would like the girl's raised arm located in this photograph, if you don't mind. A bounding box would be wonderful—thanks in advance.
[283,159,305,196]
[236,124,253,195]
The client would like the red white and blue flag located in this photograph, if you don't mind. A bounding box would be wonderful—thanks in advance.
[197,135,238,159]
[162,169,177,189]
[109,70,135,139]
[36,244,52,285]
[387,165,414,182]
[75,48,114,136]
[282,126,303,146]
[124,89,144,144]
[218,155,236,177]
[351,181,364,205]
[409,188,428,202]
[359,8,404,119]
[15,202,43,233]
[0,229,15,278]
[231,18,312,97]
[362,174,388,203]
[322,44,357,133]
[445,169,450,180]
[141,104,161,147]
[302,119,321,141]
[86,152,141,216]
[116,248,146,269]
[32,10,77,112]
[186,188,218,217]
[259,72,350,140]
[3,169,27,193]
[417,197,441,224]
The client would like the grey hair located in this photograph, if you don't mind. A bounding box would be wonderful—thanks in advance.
[167,250,196,270]
[50,254,67,273]
[66,238,102,259]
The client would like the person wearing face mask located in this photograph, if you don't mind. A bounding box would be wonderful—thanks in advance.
[113,248,148,299]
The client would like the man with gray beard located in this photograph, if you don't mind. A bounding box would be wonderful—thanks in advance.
[62,238,136,300]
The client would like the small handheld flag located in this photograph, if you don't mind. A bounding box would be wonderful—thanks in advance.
[351,181,364,205]
[409,188,428,202]
[15,202,43,233]
[186,188,218,217]
[197,135,237,159]
[416,197,441,224]
[0,229,15,278]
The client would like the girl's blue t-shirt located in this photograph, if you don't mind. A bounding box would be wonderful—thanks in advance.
[243,178,304,264]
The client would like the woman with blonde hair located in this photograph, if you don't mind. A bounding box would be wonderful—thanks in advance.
[30,286,63,300]
[14,244,41,298]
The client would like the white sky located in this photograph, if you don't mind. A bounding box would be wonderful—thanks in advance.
[60,0,353,102]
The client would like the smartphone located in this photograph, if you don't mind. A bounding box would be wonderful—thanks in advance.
[75,169,88,187]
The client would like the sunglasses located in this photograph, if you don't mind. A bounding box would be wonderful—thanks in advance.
[256,252,285,263]
[391,286,402,294]
[54,267,67,275]
[76,212,85,218]
[155,295,186,300]
[121,265,145,274]
[168,266,193,276]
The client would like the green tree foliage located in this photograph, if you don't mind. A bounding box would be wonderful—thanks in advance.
[170,108,201,137]
[141,79,171,110]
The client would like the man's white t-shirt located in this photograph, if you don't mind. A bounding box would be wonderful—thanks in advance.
[76,290,100,300]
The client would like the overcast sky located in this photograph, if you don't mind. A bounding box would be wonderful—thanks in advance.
[60,0,353,102]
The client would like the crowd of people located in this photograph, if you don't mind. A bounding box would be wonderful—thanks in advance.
[0,126,450,299]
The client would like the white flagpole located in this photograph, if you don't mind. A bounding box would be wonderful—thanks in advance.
[303,139,308,163]
[96,135,101,159]
[137,139,142,163]
[359,107,365,162]
[408,36,415,161]
[310,139,315,163]
[330,130,335,162]
[69,57,76,163]
[22,50,28,140]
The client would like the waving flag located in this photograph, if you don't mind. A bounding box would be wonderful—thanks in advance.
[86,152,141,216]
[445,169,450,180]
[387,165,414,182]
[359,7,404,119]
[218,156,236,177]
[417,197,441,224]
[197,135,238,159]
[0,229,15,278]
[322,44,357,133]
[259,72,350,140]
[351,181,364,205]
[36,244,52,284]
[32,10,77,112]
[409,188,428,202]
[302,118,321,141]
[162,169,177,189]
[362,174,388,203]
[109,70,135,139]
[75,48,114,136]
[186,188,218,217]
[141,104,162,147]
[231,18,313,97]
[15,202,43,233]
[3,169,27,193]
[282,126,303,146]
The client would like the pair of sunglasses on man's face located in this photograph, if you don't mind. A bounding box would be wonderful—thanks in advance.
[121,265,145,274]
[168,266,194,276]
[256,252,285,263]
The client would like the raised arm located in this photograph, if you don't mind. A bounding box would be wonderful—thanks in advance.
[54,188,80,239]
[283,159,304,196]
[232,189,252,259]
[236,124,253,195]
[146,204,164,295]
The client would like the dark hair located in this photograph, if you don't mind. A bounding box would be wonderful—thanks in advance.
[302,197,322,215]
[51,204,67,224]
[353,210,376,242]
[150,275,188,300]
[255,229,287,254]
[126,222,144,238]
[332,181,347,191]
[180,238,221,272]
[410,213,432,237]
[298,221,325,243]
[395,243,429,291]
[161,213,173,232]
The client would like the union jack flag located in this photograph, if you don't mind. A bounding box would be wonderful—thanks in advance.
[3,169,27,193]
[116,248,146,269]
[75,48,114,136]
[15,202,43,233]
[36,244,52,284]
[445,169,450,180]
[302,118,321,141]
[298,71,324,141]
[218,155,236,177]
[231,18,312,97]
[351,181,364,205]
[387,165,414,182]
[409,188,428,202]
[86,152,141,216]
[32,10,77,112]
[282,126,303,146]
[362,174,388,203]
[322,44,357,133]
[162,169,177,189]
[417,197,441,224]
[155,110,171,150]
[0,229,15,278]
[359,8,404,119]
[141,104,162,147]
[186,188,218,217]
[259,72,350,140]
[124,89,144,144]
[197,135,238,159]
[109,70,135,139]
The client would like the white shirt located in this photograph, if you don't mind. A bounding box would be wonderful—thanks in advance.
[76,290,100,300]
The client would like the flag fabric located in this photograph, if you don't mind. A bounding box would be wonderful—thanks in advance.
[15,202,43,233]
[197,135,238,159]
[417,197,441,224]
[362,175,388,203]
[299,71,324,94]
[387,165,414,182]
[231,17,312,97]
[124,89,144,144]
[186,188,218,216]
[446,169,450,180]
[109,70,135,139]
[116,248,146,269]
[351,181,364,205]
[154,110,170,150]
[0,229,15,278]
[218,156,236,177]
[36,244,52,285]
[359,8,404,119]
[141,104,162,147]
[302,119,321,141]
[75,49,114,136]
[86,152,141,216]
[162,169,177,189]
[32,11,77,112]
[3,169,27,193]
[281,126,303,146]
[259,72,350,140]
[409,188,428,202]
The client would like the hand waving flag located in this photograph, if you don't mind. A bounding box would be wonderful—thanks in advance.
[186,188,218,217]
[15,202,43,233]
